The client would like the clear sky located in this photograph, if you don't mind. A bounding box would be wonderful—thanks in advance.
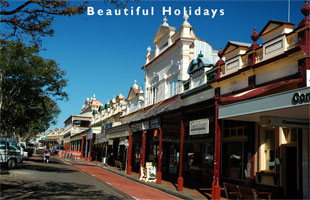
[38,0,305,132]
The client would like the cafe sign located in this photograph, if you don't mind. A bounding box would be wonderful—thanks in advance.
[190,118,209,135]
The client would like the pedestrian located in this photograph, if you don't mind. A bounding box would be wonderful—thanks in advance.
[44,146,51,163]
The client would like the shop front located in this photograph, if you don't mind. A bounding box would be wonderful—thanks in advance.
[105,124,129,166]
[218,87,310,198]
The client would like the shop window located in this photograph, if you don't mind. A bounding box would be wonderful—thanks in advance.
[222,141,249,180]
[264,129,276,172]
[222,120,248,139]
[283,128,297,143]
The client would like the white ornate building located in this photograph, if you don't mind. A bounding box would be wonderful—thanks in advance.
[142,14,219,106]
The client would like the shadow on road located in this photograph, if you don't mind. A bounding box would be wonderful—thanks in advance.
[18,163,77,173]
[1,180,125,199]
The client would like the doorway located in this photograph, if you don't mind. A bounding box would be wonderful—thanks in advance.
[283,145,298,197]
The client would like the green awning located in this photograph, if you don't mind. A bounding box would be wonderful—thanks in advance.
[93,109,99,115]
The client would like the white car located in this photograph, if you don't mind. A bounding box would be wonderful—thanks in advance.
[0,140,23,169]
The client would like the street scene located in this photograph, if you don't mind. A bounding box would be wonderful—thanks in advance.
[1,0,310,199]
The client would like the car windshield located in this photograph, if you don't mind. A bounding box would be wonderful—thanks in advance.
[10,143,21,150]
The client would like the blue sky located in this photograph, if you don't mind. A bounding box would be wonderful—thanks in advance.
[38,0,304,132]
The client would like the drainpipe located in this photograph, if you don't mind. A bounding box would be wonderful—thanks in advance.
[177,115,185,191]
[127,127,133,175]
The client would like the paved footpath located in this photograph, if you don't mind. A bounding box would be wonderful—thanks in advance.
[76,165,180,200]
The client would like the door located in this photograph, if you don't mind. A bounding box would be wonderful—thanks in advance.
[284,146,298,197]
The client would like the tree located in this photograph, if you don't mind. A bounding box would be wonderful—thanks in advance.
[0,39,68,139]
[0,0,89,46]
[0,0,131,46]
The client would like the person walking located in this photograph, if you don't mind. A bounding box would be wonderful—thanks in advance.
[44,146,51,163]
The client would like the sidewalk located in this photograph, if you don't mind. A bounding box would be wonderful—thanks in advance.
[58,156,212,200]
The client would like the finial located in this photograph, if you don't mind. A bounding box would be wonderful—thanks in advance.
[184,10,189,22]
[251,27,259,44]
[133,80,138,89]
[93,94,96,100]
[182,10,191,27]
[302,0,310,18]
[147,46,151,53]
[163,16,168,26]
[218,47,223,59]
[140,85,143,93]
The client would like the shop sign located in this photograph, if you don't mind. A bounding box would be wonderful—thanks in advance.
[131,123,142,132]
[292,92,310,104]
[150,118,160,129]
[189,118,209,135]
[260,116,309,128]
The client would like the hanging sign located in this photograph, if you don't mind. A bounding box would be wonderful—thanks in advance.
[150,118,160,129]
[189,118,209,135]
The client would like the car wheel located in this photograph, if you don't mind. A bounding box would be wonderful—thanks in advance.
[7,158,17,169]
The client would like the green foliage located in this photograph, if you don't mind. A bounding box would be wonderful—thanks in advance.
[0,40,68,139]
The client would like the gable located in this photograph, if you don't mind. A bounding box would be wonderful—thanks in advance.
[153,25,176,44]
[259,20,295,37]
[127,86,139,100]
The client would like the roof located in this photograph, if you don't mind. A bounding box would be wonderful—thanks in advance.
[187,56,213,75]
[127,86,139,99]
[223,41,251,54]
[259,20,295,36]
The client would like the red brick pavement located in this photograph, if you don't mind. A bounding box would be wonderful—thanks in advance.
[77,165,180,200]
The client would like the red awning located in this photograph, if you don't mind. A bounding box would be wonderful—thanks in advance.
[220,78,301,102]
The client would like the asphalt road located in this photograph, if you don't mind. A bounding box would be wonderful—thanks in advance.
[0,154,131,199]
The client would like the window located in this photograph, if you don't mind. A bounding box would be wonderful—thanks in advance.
[148,76,159,105]
[148,86,158,105]
[159,42,168,51]
[222,120,248,139]
[168,66,178,76]
[169,76,178,97]
[264,129,276,172]
[222,141,249,180]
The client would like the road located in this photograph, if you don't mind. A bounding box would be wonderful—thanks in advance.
[0,154,131,199]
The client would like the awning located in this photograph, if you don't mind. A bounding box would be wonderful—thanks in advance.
[218,86,310,122]
[106,124,129,139]
[220,78,301,102]
[144,95,182,118]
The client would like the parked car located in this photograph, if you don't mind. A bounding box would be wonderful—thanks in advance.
[19,142,32,157]
[10,142,28,161]
[0,139,23,169]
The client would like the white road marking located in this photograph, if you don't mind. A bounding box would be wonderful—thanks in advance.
[132,196,140,200]
[91,174,96,177]
[106,182,112,185]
